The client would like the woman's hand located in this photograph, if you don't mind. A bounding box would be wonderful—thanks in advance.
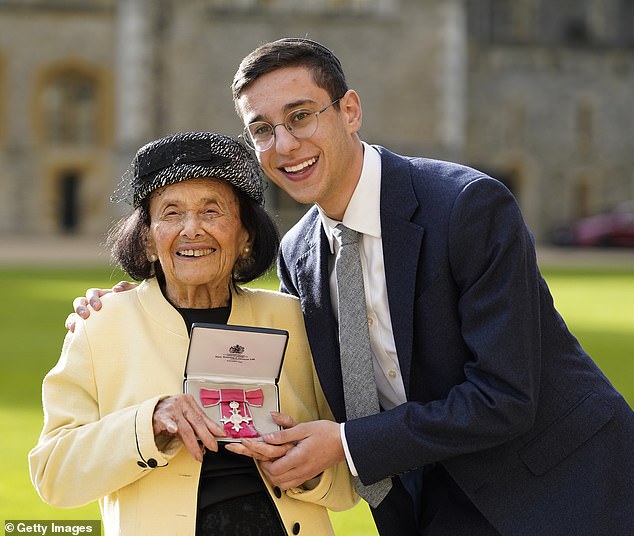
[65,281,138,332]
[225,412,297,461]
[153,394,226,462]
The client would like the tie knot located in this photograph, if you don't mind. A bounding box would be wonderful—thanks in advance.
[336,224,359,246]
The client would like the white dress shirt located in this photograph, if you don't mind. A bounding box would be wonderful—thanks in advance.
[317,142,407,475]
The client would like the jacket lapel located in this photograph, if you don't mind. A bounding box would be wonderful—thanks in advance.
[377,147,425,397]
[289,147,424,415]
[294,219,347,421]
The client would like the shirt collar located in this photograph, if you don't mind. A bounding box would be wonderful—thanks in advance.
[319,142,382,253]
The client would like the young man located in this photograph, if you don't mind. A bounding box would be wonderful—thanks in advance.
[228,38,634,536]
[72,39,633,535]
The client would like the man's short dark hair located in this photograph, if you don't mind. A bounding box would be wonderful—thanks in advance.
[232,38,349,113]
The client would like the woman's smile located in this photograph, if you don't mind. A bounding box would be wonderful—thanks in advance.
[176,247,215,258]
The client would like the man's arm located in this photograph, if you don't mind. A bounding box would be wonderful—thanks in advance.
[345,177,542,484]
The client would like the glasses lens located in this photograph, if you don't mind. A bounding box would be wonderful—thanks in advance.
[285,109,318,139]
[243,107,323,151]
[245,122,274,151]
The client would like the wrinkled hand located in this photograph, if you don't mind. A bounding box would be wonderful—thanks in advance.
[252,420,344,490]
[153,394,226,462]
[65,281,138,332]
[225,412,297,461]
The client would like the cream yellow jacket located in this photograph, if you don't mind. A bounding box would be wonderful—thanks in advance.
[29,278,357,535]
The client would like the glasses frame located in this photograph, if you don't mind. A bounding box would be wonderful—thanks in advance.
[242,98,341,152]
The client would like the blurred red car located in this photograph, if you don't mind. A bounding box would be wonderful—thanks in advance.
[550,202,634,247]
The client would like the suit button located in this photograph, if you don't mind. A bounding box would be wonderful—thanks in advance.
[137,461,147,468]
[147,458,158,468]
[292,522,300,534]
[273,486,282,498]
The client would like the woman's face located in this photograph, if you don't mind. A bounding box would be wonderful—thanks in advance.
[146,178,250,304]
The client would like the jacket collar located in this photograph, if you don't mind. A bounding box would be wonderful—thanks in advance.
[137,277,254,337]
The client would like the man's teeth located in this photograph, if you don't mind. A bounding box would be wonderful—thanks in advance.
[284,157,317,173]
[178,248,213,257]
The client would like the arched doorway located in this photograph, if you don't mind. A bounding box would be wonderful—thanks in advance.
[58,170,81,233]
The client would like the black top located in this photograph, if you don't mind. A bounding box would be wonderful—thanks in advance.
[163,287,285,535]
[176,305,267,508]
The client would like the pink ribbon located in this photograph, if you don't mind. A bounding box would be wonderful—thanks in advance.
[199,388,263,438]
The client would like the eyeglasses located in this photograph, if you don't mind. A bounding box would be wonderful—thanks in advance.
[242,98,341,152]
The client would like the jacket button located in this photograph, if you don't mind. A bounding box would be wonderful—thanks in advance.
[292,522,300,534]
[137,461,147,468]
[147,458,158,468]
[273,486,282,498]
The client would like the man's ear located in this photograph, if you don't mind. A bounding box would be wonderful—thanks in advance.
[340,89,363,134]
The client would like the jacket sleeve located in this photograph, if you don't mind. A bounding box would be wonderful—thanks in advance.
[28,322,181,508]
[345,177,543,484]
[277,244,298,298]
[285,362,358,512]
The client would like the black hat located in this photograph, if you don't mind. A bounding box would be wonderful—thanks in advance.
[113,132,264,207]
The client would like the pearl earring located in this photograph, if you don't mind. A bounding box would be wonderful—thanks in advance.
[243,246,251,255]
[149,254,157,262]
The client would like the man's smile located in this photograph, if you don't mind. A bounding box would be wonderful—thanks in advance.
[282,157,318,174]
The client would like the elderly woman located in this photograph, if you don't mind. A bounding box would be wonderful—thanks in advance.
[29,132,356,535]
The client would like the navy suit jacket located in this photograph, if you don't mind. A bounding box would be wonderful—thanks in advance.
[277,146,634,536]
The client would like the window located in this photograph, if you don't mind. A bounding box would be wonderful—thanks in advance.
[208,0,394,15]
[468,0,537,44]
[467,0,634,46]
[41,71,98,145]
[617,0,634,45]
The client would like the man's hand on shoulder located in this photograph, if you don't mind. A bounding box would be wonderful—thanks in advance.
[65,281,138,332]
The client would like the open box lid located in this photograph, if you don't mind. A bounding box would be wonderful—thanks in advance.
[185,323,289,383]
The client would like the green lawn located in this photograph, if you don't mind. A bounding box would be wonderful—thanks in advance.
[1,265,632,534]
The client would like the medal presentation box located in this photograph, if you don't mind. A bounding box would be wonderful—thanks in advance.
[184,323,289,442]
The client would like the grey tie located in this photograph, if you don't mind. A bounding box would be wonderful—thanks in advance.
[335,224,392,508]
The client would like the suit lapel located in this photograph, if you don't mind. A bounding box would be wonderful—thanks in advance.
[378,148,425,396]
[290,147,424,415]
[294,219,347,421]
